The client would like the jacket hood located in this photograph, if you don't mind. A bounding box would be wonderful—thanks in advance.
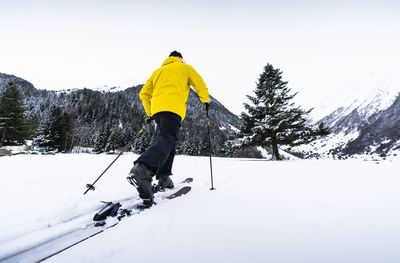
[162,56,182,66]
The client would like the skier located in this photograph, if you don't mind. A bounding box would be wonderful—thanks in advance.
[127,51,210,208]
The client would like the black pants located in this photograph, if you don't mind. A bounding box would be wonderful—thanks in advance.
[135,111,181,179]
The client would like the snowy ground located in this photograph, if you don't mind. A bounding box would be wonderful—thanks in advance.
[0,154,399,263]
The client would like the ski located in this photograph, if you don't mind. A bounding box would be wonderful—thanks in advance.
[93,177,193,224]
[20,177,193,263]
[165,186,191,200]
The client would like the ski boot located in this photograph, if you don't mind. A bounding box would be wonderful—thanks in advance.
[154,175,174,193]
[136,198,155,209]
[127,163,155,208]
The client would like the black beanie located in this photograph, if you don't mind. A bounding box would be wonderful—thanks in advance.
[169,51,183,58]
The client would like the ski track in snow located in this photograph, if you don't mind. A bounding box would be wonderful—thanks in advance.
[0,154,400,263]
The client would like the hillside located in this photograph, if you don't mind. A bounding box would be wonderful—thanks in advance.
[291,71,400,160]
[0,73,245,157]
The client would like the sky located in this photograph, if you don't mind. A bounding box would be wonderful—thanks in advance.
[1,0,400,120]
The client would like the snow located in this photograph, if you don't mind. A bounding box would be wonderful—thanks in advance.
[294,130,360,159]
[1,154,400,263]
[319,68,400,124]
[257,146,300,161]
[386,140,400,160]
[54,85,128,95]
[220,123,240,133]
[2,145,29,154]
[228,123,240,133]
[257,146,272,159]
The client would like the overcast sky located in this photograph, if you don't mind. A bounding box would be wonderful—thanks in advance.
[1,0,400,119]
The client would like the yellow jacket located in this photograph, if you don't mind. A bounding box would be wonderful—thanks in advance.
[139,56,210,121]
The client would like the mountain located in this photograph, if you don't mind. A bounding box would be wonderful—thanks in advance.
[292,70,400,160]
[0,73,40,98]
[0,73,247,157]
[343,94,400,156]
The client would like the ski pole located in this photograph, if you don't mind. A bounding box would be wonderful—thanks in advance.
[205,103,216,190]
[84,122,149,195]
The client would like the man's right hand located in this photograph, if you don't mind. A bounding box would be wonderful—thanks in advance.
[145,116,153,123]
[204,103,210,112]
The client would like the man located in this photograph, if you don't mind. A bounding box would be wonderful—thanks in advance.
[127,51,210,208]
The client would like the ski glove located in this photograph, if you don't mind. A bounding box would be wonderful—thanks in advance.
[145,116,153,123]
[203,103,210,112]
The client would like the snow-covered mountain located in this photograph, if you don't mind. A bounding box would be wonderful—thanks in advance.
[0,73,40,98]
[0,72,245,157]
[294,70,400,159]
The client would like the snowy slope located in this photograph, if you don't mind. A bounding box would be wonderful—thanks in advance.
[320,70,400,133]
[1,154,400,263]
[294,69,400,159]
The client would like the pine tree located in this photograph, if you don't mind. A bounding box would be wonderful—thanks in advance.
[47,107,63,151]
[62,111,73,151]
[0,82,28,146]
[106,127,123,152]
[240,64,330,160]
[134,129,152,154]
[33,116,51,150]
[185,137,198,156]
[94,125,111,153]
[36,107,73,152]
[198,134,210,156]
[26,114,40,139]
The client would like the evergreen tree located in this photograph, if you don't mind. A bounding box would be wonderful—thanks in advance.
[26,114,40,139]
[134,129,152,154]
[240,64,330,160]
[106,127,123,152]
[36,107,73,152]
[133,123,157,154]
[93,125,111,153]
[185,137,198,156]
[33,117,50,150]
[198,134,210,156]
[0,82,28,146]
[46,107,64,150]
[62,111,74,151]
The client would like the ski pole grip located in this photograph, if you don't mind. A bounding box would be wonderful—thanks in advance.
[202,103,210,114]
[205,102,210,112]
